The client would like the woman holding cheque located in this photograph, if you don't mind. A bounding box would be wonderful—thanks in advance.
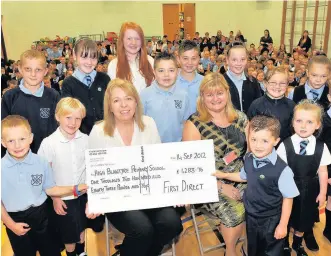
[88,78,182,256]
[182,72,248,256]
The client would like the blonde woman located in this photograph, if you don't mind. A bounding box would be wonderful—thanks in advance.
[88,78,182,256]
[182,72,248,256]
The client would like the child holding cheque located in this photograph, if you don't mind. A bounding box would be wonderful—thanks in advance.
[38,97,89,256]
[214,115,299,256]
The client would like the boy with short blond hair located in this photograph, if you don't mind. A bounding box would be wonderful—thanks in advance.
[1,115,87,256]
[1,50,60,155]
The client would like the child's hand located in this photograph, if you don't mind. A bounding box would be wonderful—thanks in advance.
[10,222,30,236]
[212,171,226,179]
[316,193,326,207]
[53,197,67,215]
[85,203,102,219]
[78,184,88,194]
[274,224,287,239]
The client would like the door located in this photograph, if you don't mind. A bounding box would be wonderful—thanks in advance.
[163,4,180,41]
[183,3,196,40]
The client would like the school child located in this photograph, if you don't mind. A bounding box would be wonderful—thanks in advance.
[321,80,331,242]
[288,70,298,87]
[1,50,60,155]
[223,45,262,114]
[2,79,18,96]
[277,100,331,255]
[288,55,330,110]
[38,98,89,256]
[140,53,190,143]
[61,37,110,135]
[175,40,204,115]
[214,115,299,256]
[1,115,87,256]
[200,50,212,75]
[248,67,295,142]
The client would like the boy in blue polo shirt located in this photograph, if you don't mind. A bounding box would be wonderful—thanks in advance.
[175,40,204,115]
[1,115,87,256]
[140,53,190,143]
[214,115,299,256]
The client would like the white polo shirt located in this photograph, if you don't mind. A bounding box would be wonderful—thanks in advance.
[107,55,154,94]
[277,134,331,167]
[38,128,88,200]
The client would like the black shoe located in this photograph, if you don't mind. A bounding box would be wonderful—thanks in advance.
[324,230,331,243]
[304,231,319,251]
[283,247,292,256]
[293,245,308,256]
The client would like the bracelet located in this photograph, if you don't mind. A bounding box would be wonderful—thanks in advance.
[73,185,78,197]
[75,185,82,197]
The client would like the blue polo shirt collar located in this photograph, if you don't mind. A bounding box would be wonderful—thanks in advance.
[19,79,44,97]
[227,70,246,82]
[4,150,34,168]
[178,71,200,84]
[252,148,277,166]
[304,81,325,94]
[151,81,176,95]
[327,107,331,118]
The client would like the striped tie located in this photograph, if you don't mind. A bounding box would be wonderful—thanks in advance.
[310,89,319,101]
[85,75,92,86]
[255,159,270,168]
[299,140,309,155]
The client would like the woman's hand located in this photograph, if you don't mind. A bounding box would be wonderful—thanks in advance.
[219,183,241,201]
[85,203,102,219]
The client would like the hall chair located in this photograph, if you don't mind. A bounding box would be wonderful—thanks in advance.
[105,216,176,256]
[184,205,245,256]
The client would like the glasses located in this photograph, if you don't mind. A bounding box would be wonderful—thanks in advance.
[267,81,287,88]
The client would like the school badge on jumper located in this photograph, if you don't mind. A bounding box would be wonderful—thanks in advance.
[98,87,102,91]
[259,174,265,180]
[31,174,43,186]
[40,108,50,118]
[174,100,182,109]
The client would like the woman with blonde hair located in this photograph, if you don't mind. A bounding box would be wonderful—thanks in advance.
[182,72,248,256]
[88,78,182,256]
[107,22,154,93]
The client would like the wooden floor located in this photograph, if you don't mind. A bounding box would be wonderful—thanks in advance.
[2,212,331,256]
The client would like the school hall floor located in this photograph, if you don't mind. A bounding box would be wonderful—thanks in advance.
[2,211,331,256]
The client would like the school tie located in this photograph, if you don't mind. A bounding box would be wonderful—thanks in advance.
[85,75,92,87]
[255,159,271,168]
[299,140,309,155]
[310,89,319,101]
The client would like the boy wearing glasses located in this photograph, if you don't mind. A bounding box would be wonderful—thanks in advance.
[248,67,295,143]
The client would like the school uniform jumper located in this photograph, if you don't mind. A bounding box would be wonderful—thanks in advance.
[247,94,295,142]
[1,83,60,155]
[61,71,110,135]
[223,71,262,114]
[291,83,329,110]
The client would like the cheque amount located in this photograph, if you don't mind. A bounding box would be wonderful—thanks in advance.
[176,167,204,174]
[173,152,206,160]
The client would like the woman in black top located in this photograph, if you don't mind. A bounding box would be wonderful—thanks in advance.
[296,30,312,53]
[260,29,273,47]
[235,30,245,43]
